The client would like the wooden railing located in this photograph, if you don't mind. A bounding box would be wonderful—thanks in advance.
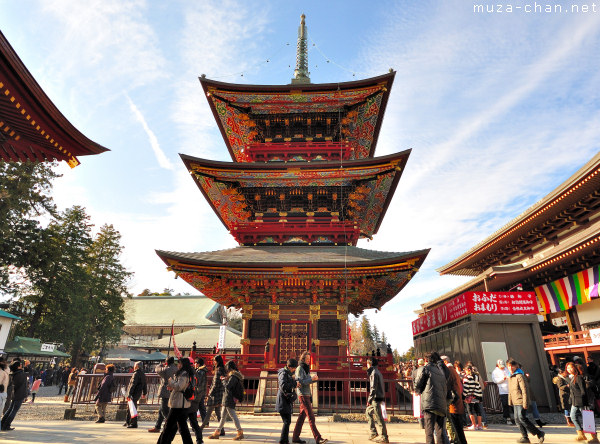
[543,330,592,348]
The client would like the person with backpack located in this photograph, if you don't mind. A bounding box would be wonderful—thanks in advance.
[186,357,205,444]
[276,358,299,444]
[200,355,226,433]
[208,360,244,441]
[157,357,194,444]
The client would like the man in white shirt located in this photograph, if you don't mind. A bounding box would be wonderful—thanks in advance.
[492,359,515,425]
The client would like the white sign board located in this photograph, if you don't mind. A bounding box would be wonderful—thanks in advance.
[218,325,227,350]
[589,328,600,345]
[41,343,55,352]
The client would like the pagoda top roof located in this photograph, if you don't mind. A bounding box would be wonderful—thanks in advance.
[437,152,600,276]
[157,245,429,269]
[0,30,108,166]
[199,72,395,162]
[181,150,410,242]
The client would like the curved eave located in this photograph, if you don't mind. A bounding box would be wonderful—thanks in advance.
[0,30,108,165]
[199,72,395,161]
[438,154,600,276]
[181,150,410,237]
[156,246,429,271]
[424,225,600,310]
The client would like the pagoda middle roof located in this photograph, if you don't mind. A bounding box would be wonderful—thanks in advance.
[181,150,410,239]
[199,72,395,162]
[0,30,108,166]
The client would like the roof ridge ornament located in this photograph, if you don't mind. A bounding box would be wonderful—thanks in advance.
[292,14,311,84]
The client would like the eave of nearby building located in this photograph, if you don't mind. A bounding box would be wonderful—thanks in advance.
[156,246,429,314]
[181,150,409,241]
[0,30,108,166]
[438,152,600,276]
[423,220,600,310]
[199,72,395,162]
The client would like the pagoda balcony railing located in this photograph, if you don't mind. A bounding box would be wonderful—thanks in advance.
[245,141,352,162]
[232,220,360,245]
[543,330,592,348]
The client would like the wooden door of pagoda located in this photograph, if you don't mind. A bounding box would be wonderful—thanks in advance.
[277,322,310,364]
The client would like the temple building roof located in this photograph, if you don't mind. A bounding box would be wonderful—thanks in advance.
[199,72,395,162]
[123,295,223,328]
[181,150,409,244]
[0,31,108,166]
[437,152,600,276]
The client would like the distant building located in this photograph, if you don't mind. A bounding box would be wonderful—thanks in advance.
[117,295,241,356]
[0,309,21,354]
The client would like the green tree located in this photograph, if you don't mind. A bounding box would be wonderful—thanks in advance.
[381,331,388,345]
[372,325,380,343]
[400,346,416,362]
[227,308,243,332]
[360,315,375,355]
[0,162,59,293]
[15,207,131,365]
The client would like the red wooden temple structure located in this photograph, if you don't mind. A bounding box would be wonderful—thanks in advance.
[156,15,428,412]
[0,30,107,166]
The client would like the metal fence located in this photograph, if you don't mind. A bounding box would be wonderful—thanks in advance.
[71,372,502,415]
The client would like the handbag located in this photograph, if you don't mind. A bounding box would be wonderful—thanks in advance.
[127,398,138,418]
[381,401,388,421]
[582,409,596,433]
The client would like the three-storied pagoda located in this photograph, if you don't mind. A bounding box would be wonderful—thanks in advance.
[157,15,428,375]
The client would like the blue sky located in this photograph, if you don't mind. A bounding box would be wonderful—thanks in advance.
[2,0,599,353]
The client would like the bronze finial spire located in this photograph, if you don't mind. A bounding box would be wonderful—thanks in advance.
[292,14,310,84]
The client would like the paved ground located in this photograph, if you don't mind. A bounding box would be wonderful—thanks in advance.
[0,416,580,444]
[0,387,582,443]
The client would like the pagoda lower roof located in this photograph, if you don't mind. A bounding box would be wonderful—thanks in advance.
[181,150,409,242]
[157,245,428,268]
[0,31,107,166]
[199,73,395,162]
[156,246,429,313]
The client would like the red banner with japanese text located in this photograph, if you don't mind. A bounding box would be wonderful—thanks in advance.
[412,291,538,335]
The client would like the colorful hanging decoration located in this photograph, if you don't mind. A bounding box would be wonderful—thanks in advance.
[535,264,600,314]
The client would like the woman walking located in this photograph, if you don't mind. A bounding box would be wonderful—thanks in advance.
[157,357,194,444]
[201,355,226,433]
[208,360,244,441]
[1,360,27,431]
[94,364,115,423]
[462,365,484,430]
[568,361,600,442]
[553,366,574,427]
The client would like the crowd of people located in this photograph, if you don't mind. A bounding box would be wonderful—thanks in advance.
[4,350,600,443]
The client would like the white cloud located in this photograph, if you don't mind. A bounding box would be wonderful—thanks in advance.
[126,95,174,170]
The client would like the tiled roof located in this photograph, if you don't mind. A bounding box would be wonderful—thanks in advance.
[123,295,221,327]
[157,246,428,267]
[135,326,242,350]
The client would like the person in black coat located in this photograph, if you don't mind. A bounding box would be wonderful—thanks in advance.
[276,359,298,444]
[1,360,27,431]
[125,361,147,428]
[94,364,115,423]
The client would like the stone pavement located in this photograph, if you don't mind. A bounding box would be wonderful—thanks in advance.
[0,416,578,444]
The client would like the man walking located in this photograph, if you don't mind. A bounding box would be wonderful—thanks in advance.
[292,351,327,444]
[366,357,389,443]
[492,359,515,425]
[414,351,447,444]
[149,357,178,433]
[276,358,298,444]
[507,358,545,444]
[125,361,147,429]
